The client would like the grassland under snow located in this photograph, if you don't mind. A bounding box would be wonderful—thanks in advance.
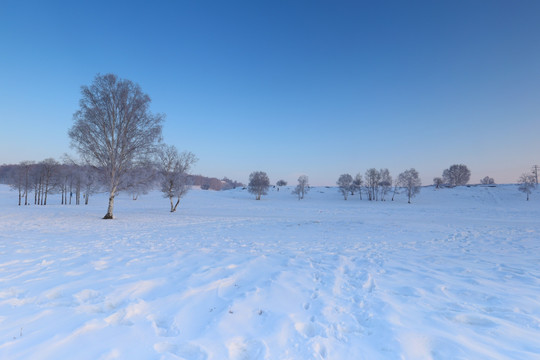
[0,184,539,359]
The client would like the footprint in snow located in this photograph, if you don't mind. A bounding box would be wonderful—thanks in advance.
[227,337,267,360]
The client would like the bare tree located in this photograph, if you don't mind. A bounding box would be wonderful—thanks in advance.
[397,168,422,204]
[158,145,197,212]
[7,161,34,206]
[276,179,287,192]
[433,177,444,189]
[221,177,243,190]
[69,74,164,219]
[353,173,363,200]
[248,171,270,200]
[518,173,536,201]
[40,158,59,205]
[480,176,495,185]
[364,168,381,201]
[391,178,400,201]
[126,162,158,200]
[379,168,392,201]
[442,164,470,187]
[532,165,539,185]
[81,165,100,205]
[292,175,309,200]
[337,173,353,200]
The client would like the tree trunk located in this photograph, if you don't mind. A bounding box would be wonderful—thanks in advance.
[172,198,180,212]
[169,196,175,212]
[103,195,115,219]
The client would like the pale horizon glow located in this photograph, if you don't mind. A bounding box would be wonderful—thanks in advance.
[1,1,539,186]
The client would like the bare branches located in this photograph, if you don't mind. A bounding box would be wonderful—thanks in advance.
[69,74,163,219]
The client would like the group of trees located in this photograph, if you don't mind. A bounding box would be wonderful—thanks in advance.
[3,73,539,213]
[337,168,421,203]
[247,172,310,201]
[247,168,420,204]
[0,74,238,217]
[0,160,100,206]
[433,164,537,200]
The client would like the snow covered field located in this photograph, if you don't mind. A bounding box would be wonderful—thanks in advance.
[0,184,539,360]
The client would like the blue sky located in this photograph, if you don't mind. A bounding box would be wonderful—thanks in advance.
[1,1,539,186]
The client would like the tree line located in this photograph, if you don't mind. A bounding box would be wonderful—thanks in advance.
[247,163,538,202]
[1,73,537,217]
[0,160,243,207]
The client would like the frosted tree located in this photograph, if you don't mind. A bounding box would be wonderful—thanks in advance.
[276,179,287,192]
[353,173,363,200]
[379,168,392,201]
[365,168,381,201]
[40,158,59,205]
[518,173,536,201]
[337,173,353,200]
[7,161,33,206]
[69,74,164,219]
[81,166,100,205]
[433,177,444,189]
[442,164,470,187]
[480,176,495,185]
[158,145,197,212]
[126,162,158,200]
[397,168,422,204]
[292,175,309,200]
[391,178,400,201]
[57,163,75,205]
[248,171,270,200]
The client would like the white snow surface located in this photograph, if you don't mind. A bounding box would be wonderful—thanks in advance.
[0,185,539,360]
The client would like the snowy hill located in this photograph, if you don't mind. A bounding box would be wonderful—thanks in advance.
[0,185,539,359]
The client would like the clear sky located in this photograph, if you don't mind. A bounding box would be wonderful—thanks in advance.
[1,0,539,186]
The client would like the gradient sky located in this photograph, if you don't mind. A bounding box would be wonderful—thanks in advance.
[1,0,539,186]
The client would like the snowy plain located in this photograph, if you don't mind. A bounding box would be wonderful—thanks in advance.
[0,184,539,360]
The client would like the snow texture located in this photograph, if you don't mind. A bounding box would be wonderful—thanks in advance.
[0,184,539,359]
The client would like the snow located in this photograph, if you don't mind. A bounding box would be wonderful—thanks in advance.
[0,184,539,359]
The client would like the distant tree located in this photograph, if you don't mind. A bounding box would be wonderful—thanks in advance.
[391,178,400,201]
[221,177,243,190]
[532,165,539,185]
[518,173,536,201]
[276,180,287,187]
[397,168,422,204]
[433,177,444,189]
[480,176,495,185]
[292,175,309,200]
[248,171,270,200]
[81,165,100,205]
[30,162,44,205]
[379,168,392,201]
[69,73,164,219]
[337,173,353,200]
[365,168,381,201]
[57,163,74,205]
[40,158,59,205]
[442,164,470,187]
[353,173,363,200]
[7,161,34,206]
[158,145,197,212]
[126,162,158,200]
